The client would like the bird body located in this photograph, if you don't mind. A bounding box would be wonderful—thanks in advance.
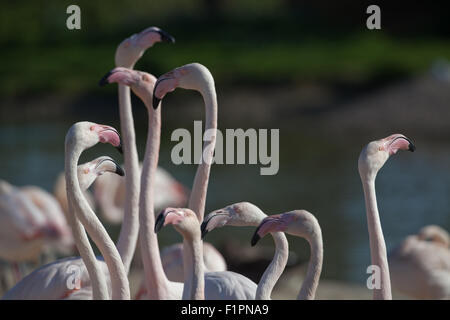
[3,256,108,300]
[0,180,66,262]
[389,226,450,299]
[3,154,126,300]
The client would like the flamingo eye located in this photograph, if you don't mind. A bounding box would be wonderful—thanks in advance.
[90,125,95,131]
[83,168,89,174]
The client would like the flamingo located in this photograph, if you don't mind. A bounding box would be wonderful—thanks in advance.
[202,202,289,300]
[152,63,217,222]
[101,66,183,299]
[112,26,175,274]
[65,122,130,299]
[152,62,228,273]
[251,210,323,300]
[3,155,125,299]
[102,68,230,297]
[155,208,205,300]
[389,225,450,299]
[0,179,72,282]
[417,225,449,246]
[155,208,257,300]
[20,185,74,256]
[102,67,255,299]
[358,133,416,299]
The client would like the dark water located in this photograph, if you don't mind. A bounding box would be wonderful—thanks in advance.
[1,119,450,285]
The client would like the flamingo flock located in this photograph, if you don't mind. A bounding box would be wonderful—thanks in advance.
[0,25,449,300]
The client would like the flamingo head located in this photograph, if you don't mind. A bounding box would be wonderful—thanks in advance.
[152,63,214,109]
[78,156,124,191]
[201,202,266,239]
[99,67,157,108]
[66,122,122,154]
[155,207,200,240]
[0,179,13,195]
[417,225,450,247]
[358,134,415,181]
[115,27,175,68]
[251,210,320,246]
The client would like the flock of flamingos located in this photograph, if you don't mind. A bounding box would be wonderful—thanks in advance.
[1,26,449,300]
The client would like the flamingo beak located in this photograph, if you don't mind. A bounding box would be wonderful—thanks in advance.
[200,211,230,239]
[407,139,416,152]
[97,126,123,154]
[251,217,272,246]
[113,161,125,176]
[387,135,416,155]
[152,95,161,110]
[200,220,210,239]
[116,143,123,154]
[154,210,166,233]
[99,70,113,86]
[152,76,175,109]
[251,226,262,247]
[96,158,125,176]
[157,29,175,44]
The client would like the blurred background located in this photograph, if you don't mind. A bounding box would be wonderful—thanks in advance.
[1,0,450,298]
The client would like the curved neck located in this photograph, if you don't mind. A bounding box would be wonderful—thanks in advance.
[182,237,205,300]
[361,179,392,300]
[297,229,323,300]
[65,149,109,299]
[139,101,172,299]
[188,85,218,221]
[115,84,140,274]
[256,232,289,300]
[66,144,130,300]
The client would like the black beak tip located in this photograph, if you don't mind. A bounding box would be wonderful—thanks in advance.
[200,222,209,240]
[154,212,165,233]
[409,143,416,152]
[152,96,161,109]
[99,70,113,87]
[115,165,125,177]
[251,233,261,247]
[116,143,123,154]
[158,30,175,44]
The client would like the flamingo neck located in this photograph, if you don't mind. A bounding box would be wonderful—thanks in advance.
[65,146,109,299]
[188,84,218,221]
[297,228,323,300]
[66,143,130,300]
[256,231,289,300]
[116,84,140,274]
[138,100,172,299]
[182,236,205,300]
[362,179,392,300]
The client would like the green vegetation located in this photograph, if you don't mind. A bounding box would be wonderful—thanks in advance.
[1,1,449,97]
